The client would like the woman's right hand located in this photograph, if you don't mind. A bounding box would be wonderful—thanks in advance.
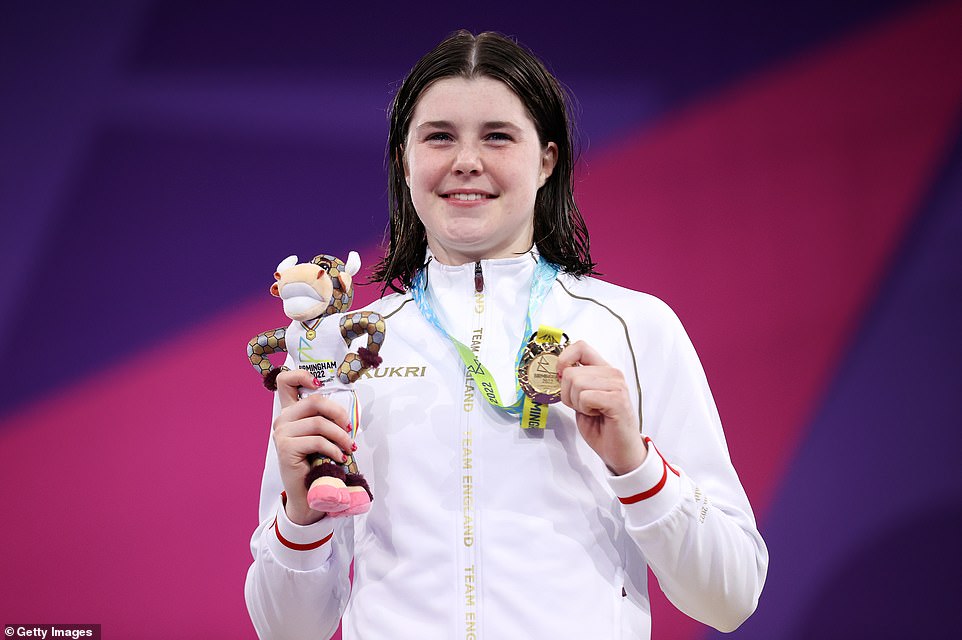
[272,369,355,525]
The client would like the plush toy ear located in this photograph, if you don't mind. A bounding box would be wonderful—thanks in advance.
[338,270,353,293]
[270,282,280,297]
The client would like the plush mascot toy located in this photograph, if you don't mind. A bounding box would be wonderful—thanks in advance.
[247,251,385,517]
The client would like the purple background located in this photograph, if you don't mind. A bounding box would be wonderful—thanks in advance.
[2,1,961,638]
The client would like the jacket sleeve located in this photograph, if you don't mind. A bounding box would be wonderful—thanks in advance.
[244,392,355,640]
[606,299,769,633]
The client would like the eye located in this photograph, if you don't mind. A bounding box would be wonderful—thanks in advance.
[317,261,331,270]
[485,132,513,142]
[424,132,453,142]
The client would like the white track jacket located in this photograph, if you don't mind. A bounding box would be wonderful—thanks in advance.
[245,252,768,639]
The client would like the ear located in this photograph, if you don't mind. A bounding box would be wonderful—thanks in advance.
[339,250,360,292]
[538,142,558,188]
[338,271,353,294]
[398,146,411,187]
[270,282,280,297]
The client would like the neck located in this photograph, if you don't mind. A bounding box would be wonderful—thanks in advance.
[426,241,535,267]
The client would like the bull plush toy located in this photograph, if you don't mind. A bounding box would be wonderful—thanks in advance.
[247,251,385,517]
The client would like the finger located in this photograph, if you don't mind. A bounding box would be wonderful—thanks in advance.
[564,379,624,417]
[557,340,610,376]
[275,433,351,466]
[571,388,625,418]
[277,415,354,453]
[275,368,321,409]
[561,366,630,417]
[278,394,352,431]
[560,364,624,409]
[564,372,624,404]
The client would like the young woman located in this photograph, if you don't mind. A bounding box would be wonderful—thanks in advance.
[246,31,768,639]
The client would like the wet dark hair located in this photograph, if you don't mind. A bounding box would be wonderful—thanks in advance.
[371,30,596,293]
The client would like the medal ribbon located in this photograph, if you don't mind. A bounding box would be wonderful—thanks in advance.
[410,257,559,419]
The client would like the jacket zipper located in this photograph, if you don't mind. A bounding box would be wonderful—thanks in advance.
[474,261,484,293]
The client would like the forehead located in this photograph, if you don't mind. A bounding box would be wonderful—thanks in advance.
[410,76,533,128]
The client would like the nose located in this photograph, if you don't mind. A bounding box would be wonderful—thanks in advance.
[452,142,482,175]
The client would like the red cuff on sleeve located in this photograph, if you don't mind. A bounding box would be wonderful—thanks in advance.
[271,491,334,551]
[271,519,334,551]
[618,437,680,505]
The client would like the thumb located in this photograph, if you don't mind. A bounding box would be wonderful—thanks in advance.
[275,368,319,409]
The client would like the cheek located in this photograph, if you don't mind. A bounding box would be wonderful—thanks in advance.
[407,157,441,191]
[407,146,455,188]
[501,154,542,188]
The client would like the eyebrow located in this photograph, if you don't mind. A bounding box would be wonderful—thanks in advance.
[481,121,521,131]
[415,120,523,132]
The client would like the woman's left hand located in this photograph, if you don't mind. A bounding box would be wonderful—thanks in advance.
[556,340,648,475]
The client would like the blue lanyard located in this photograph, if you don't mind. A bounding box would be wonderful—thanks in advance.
[410,256,559,417]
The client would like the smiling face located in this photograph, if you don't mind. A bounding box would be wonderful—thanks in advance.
[403,76,558,266]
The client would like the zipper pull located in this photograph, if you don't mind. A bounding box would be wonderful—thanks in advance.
[474,261,484,293]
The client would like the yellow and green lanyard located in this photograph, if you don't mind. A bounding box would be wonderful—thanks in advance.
[410,258,560,429]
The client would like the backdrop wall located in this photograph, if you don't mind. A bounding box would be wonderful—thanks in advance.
[2,1,960,638]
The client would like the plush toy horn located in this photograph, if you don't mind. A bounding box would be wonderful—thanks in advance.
[276,255,298,273]
[345,251,361,276]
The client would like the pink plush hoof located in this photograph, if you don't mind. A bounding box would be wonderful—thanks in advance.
[329,490,371,518]
[345,490,372,516]
[307,484,350,513]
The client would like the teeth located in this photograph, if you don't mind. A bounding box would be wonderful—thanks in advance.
[447,193,488,201]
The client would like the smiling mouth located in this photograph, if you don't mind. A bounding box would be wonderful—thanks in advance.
[442,193,497,201]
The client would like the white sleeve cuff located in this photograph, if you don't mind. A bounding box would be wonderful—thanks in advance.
[606,437,684,528]
[266,497,337,571]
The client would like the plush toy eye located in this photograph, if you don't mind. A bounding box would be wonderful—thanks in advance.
[317,260,331,271]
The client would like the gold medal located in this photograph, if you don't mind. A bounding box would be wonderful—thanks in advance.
[517,331,568,405]
[302,318,321,341]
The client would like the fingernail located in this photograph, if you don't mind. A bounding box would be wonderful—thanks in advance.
[313,378,322,387]
[351,442,358,452]
[342,453,349,463]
